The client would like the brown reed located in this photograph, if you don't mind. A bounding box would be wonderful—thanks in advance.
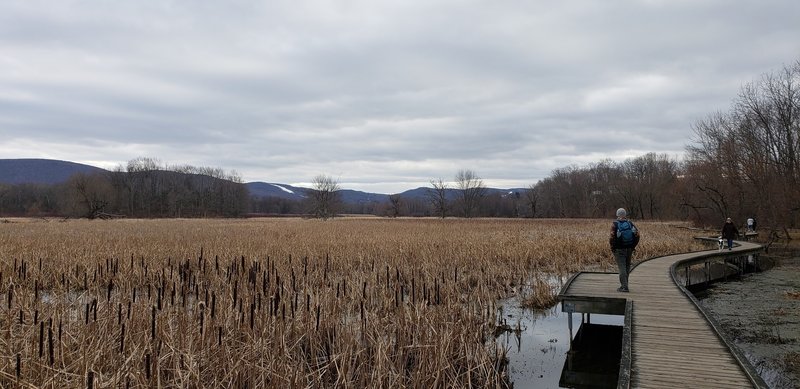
[0,217,704,387]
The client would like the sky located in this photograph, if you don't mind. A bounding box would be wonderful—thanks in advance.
[1,0,799,194]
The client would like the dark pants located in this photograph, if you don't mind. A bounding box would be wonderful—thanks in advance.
[613,248,633,288]
[726,239,734,249]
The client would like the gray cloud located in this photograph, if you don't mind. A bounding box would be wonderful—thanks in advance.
[1,0,799,193]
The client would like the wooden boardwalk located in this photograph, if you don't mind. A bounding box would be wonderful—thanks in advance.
[559,241,765,388]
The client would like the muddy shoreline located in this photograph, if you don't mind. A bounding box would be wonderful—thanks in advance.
[699,252,800,388]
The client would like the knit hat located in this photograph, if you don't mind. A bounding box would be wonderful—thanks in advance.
[616,208,627,218]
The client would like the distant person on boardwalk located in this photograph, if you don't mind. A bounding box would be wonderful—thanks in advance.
[747,217,754,232]
[721,217,739,250]
[609,208,640,293]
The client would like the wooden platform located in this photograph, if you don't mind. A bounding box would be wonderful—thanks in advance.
[559,241,766,388]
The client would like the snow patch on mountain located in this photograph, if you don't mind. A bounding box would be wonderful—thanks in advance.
[271,184,295,194]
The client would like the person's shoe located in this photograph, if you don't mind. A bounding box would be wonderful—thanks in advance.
[617,286,629,292]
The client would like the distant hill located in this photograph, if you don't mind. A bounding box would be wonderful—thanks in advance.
[245,183,391,204]
[245,184,527,205]
[338,189,390,204]
[2,159,528,205]
[0,158,107,185]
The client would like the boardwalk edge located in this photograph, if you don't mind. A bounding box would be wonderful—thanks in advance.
[669,244,769,389]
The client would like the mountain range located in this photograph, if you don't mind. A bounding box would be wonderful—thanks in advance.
[0,159,106,185]
[0,159,524,204]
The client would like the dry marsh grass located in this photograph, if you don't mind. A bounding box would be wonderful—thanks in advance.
[0,218,705,388]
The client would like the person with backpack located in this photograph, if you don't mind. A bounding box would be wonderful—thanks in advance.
[609,208,640,292]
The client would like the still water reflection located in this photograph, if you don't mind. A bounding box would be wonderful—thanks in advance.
[495,298,623,388]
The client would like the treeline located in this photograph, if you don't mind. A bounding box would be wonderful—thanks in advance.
[684,61,800,229]
[249,185,525,218]
[334,155,683,221]
[345,192,523,218]
[529,153,682,220]
[248,169,525,219]
[0,158,248,218]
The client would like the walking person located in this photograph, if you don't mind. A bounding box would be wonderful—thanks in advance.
[610,208,640,292]
[721,217,739,250]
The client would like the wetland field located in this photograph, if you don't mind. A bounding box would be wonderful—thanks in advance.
[0,217,705,388]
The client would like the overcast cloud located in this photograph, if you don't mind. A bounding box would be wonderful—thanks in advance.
[1,0,798,193]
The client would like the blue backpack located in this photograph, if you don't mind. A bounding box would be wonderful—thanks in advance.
[616,220,637,246]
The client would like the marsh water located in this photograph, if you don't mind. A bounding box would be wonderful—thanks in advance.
[495,298,623,388]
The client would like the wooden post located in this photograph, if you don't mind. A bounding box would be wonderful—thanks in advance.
[724,258,729,281]
[567,311,573,348]
[685,266,689,286]
[740,256,745,276]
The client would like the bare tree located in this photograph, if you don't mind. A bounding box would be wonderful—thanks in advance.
[586,160,621,218]
[387,194,402,218]
[427,178,449,218]
[125,157,160,216]
[455,169,486,218]
[685,60,800,228]
[620,153,680,219]
[67,173,114,219]
[524,183,539,218]
[309,175,341,220]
